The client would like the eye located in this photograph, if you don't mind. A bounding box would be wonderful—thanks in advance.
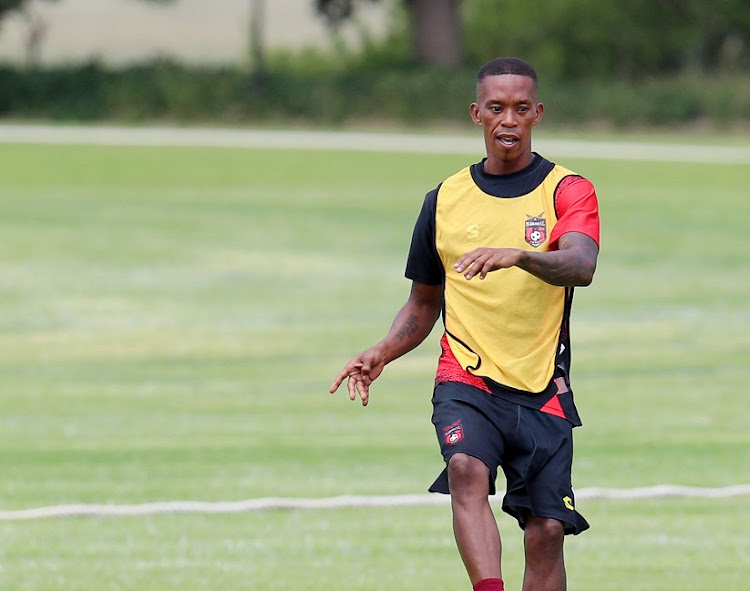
[491,106,501,113]
[518,106,529,113]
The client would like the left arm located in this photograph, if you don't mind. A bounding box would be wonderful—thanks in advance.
[453,231,599,287]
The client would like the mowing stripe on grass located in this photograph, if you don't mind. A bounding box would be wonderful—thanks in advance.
[0,124,749,164]
[1,485,749,521]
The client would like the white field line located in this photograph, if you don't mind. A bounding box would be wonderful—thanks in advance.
[1,485,749,521]
[1,123,750,164]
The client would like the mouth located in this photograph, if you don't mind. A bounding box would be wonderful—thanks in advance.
[496,134,519,147]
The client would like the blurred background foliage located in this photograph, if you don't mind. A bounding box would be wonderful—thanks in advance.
[461,0,748,80]
[0,0,747,129]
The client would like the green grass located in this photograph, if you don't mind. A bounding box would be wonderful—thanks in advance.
[3,498,748,590]
[0,137,748,590]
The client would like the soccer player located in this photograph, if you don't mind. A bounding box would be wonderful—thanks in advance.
[329,57,600,591]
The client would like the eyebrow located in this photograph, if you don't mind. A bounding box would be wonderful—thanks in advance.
[485,98,532,105]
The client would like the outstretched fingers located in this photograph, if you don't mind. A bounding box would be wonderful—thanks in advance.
[348,375,370,406]
[329,364,356,394]
[329,361,371,406]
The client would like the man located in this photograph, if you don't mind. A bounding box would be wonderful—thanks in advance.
[329,57,600,591]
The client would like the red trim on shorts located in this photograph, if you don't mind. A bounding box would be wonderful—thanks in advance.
[540,376,570,419]
[436,336,571,422]
[540,395,565,418]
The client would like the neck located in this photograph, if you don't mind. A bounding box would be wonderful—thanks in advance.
[483,151,535,175]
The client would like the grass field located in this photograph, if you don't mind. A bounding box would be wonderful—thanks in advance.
[0,134,748,590]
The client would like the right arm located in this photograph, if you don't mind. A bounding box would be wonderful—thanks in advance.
[329,281,443,406]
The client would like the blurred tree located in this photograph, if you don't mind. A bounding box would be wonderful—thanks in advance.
[0,0,178,24]
[686,0,749,71]
[0,0,29,18]
[315,0,463,66]
[462,0,748,80]
[249,0,266,88]
[0,0,58,66]
[315,0,747,76]
[409,0,463,66]
[0,0,180,67]
[20,3,48,66]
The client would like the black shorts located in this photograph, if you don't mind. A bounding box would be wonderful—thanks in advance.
[430,381,589,535]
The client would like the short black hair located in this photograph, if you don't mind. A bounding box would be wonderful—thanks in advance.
[477,57,537,85]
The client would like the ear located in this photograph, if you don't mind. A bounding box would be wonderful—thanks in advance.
[470,102,482,126]
[533,102,544,126]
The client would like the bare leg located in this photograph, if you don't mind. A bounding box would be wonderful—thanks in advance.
[522,516,566,591]
[448,453,502,585]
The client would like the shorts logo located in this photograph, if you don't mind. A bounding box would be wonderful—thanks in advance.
[525,213,547,248]
[443,420,464,446]
[563,496,575,511]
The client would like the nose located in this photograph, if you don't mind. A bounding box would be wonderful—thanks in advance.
[500,109,517,127]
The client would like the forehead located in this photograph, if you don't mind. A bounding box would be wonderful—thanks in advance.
[476,74,538,103]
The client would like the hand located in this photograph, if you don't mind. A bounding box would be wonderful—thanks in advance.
[329,347,386,406]
[454,247,522,280]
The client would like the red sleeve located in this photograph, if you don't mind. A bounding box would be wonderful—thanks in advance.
[549,175,600,250]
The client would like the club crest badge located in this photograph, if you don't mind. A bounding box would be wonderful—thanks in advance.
[525,213,547,248]
[443,420,464,446]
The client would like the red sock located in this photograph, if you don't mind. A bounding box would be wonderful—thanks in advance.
[473,578,504,591]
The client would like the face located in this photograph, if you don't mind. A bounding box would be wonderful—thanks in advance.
[470,74,544,174]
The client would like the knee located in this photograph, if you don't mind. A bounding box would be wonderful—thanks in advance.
[447,453,489,495]
[524,517,564,553]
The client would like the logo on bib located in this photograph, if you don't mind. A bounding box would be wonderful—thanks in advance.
[525,213,547,248]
